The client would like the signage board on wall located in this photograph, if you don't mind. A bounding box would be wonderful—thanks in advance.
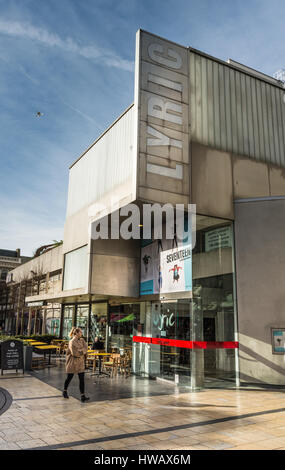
[134,30,190,205]
[205,226,232,252]
[272,329,285,354]
[26,301,45,307]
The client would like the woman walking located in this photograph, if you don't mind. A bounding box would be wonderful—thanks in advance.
[63,327,90,402]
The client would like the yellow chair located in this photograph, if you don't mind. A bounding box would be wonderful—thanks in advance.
[119,353,132,377]
[86,350,100,372]
[102,354,120,377]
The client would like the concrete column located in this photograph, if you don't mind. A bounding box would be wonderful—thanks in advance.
[20,308,24,336]
[33,309,37,335]
[191,350,204,389]
[45,273,50,294]
[59,304,64,339]
[15,311,21,336]
[15,282,22,335]
[191,298,204,389]
[72,304,77,327]
[42,308,47,335]
[105,303,110,352]
[27,308,32,336]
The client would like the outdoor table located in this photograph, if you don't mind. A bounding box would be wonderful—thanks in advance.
[30,342,47,346]
[34,345,58,365]
[27,341,43,345]
[87,352,112,377]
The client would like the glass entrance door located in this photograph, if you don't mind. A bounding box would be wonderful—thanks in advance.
[192,216,238,388]
[150,300,191,384]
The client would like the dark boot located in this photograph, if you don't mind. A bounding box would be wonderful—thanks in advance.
[81,394,90,402]
[63,390,69,399]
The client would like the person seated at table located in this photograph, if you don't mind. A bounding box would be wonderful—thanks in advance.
[92,336,104,350]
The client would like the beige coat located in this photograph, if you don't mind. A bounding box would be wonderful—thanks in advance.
[66,336,88,374]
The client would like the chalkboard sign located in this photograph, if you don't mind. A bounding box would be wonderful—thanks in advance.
[1,340,24,375]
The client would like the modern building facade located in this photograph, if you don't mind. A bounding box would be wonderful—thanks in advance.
[0,249,30,281]
[0,248,31,332]
[3,30,285,388]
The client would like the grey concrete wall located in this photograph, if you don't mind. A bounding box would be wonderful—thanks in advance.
[192,142,285,219]
[235,199,285,384]
[9,245,63,283]
[191,143,234,219]
[90,238,140,298]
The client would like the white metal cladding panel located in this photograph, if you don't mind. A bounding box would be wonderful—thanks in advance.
[190,52,285,167]
[63,245,88,290]
[66,106,134,217]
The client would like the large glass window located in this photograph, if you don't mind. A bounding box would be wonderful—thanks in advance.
[77,304,89,340]
[1,270,8,281]
[62,306,75,339]
[193,216,237,386]
[133,300,191,383]
[109,303,140,350]
[90,303,108,345]
[46,304,61,336]
[47,271,62,295]
[63,245,88,291]
[39,277,46,295]
[133,216,237,388]
[32,309,43,335]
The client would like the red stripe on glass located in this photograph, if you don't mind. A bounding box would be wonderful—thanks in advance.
[133,336,238,349]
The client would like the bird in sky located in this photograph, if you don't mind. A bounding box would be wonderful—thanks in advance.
[36,111,44,117]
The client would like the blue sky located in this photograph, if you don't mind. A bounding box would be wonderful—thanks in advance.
[0,0,284,255]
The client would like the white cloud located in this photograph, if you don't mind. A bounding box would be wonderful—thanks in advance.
[0,19,134,72]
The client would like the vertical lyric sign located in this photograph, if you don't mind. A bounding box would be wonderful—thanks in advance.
[134,30,190,205]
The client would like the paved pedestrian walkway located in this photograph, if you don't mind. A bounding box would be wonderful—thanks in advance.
[1,373,285,450]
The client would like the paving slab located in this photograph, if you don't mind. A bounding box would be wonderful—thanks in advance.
[1,368,285,450]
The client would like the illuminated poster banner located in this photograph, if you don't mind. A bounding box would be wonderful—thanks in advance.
[140,221,192,297]
[140,240,160,295]
[272,329,285,354]
[160,245,192,295]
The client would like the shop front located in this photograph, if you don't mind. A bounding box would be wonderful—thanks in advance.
[36,214,238,389]
[61,302,108,344]
[93,214,238,389]
[131,215,239,389]
[36,212,237,389]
